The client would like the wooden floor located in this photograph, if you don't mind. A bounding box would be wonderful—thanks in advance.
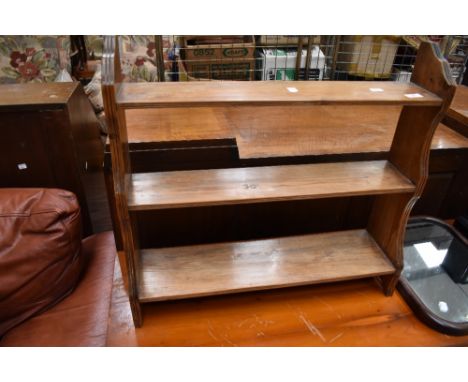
[106,252,468,346]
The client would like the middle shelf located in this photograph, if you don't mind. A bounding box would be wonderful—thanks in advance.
[127,160,415,211]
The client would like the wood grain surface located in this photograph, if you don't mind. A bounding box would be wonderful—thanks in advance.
[107,254,468,346]
[125,107,234,143]
[127,160,415,211]
[102,36,142,326]
[0,82,77,109]
[432,123,468,148]
[123,106,468,159]
[447,85,468,125]
[117,81,442,108]
[137,229,394,302]
[367,42,457,294]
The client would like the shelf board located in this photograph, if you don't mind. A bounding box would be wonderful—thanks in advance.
[138,229,395,302]
[127,160,415,211]
[116,81,442,109]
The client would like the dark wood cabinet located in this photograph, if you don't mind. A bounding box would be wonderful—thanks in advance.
[0,82,104,236]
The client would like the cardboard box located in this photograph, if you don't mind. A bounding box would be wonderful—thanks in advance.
[178,59,205,81]
[337,36,400,79]
[178,58,254,81]
[257,35,320,46]
[402,35,444,50]
[256,47,326,81]
[182,35,255,60]
[180,36,255,80]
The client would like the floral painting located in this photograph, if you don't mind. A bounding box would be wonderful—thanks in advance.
[0,36,70,84]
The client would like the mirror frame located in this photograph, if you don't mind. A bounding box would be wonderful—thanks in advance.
[398,216,468,336]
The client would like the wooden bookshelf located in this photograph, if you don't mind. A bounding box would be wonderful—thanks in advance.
[102,37,456,327]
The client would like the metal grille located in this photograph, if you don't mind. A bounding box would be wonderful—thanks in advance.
[444,35,468,83]
[78,35,467,84]
[157,35,467,84]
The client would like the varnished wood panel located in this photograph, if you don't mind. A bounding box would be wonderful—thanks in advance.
[0,82,77,109]
[367,42,456,294]
[117,81,442,109]
[122,106,468,159]
[234,105,399,158]
[128,160,414,211]
[368,193,413,272]
[446,85,468,126]
[102,36,142,326]
[66,85,104,171]
[0,83,104,236]
[234,110,465,159]
[65,84,106,235]
[125,108,234,143]
[433,123,468,149]
[443,115,468,138]
[107,256,468,346]
[138,229,395,302]
[389,106,442,184]
[0,112,56,187]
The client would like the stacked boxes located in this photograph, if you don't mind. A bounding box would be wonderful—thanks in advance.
[256,47,326,80]
[337,36,400,79]
[180,36,255,80]
[257,35,320,46]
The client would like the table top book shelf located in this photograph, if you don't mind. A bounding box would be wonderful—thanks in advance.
[102,36,455,327]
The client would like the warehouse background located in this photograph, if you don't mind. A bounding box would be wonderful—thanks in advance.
[78,35,468,85]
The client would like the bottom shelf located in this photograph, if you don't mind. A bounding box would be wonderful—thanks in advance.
[138,229,395,303]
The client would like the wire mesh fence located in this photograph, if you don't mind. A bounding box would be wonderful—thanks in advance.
[78,35,468,84]
[154,35,467,84]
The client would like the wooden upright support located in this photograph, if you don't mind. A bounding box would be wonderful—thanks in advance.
[368,42,456,294]
[102,36,142,326]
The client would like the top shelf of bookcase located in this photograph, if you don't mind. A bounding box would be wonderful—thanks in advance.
[115,81,442,109]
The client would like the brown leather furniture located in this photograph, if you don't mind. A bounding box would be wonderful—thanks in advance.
[0,188,116,346]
